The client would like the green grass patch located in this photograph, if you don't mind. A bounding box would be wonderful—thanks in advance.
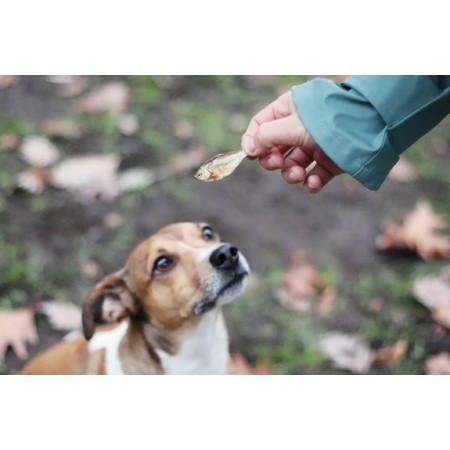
[0,115,36,137]
[129,76,165,107]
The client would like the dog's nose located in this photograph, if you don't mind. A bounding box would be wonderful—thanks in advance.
[209,244,239,270]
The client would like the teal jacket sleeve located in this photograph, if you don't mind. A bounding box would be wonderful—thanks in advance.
[291,76,450,190]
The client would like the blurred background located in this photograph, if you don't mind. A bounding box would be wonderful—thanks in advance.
[0,75,449,375]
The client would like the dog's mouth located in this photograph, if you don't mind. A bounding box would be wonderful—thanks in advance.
[192,271,248,316]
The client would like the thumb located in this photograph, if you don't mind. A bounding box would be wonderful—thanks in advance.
[252,114,304,156]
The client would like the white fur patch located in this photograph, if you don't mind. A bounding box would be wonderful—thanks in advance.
[88,320,128,374]
[156,311,229,375]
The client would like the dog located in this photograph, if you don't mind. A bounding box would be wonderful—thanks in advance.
[20,222,249,374]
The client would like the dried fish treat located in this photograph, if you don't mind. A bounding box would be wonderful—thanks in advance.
[194,149,247,182]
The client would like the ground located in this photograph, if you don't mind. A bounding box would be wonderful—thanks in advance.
[1,75,449,374]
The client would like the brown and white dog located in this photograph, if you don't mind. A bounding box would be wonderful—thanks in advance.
[20,222,249,374]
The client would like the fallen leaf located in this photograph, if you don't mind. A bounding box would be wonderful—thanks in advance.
[319,333,373,374]
[80,82,130,113]
[375,200,450,260]
[0,308,38,362]
[413,266,450,328]
[388,158,417,182]
[20,136,60,167]
[231,353,274,375]
[373,340,408,365]
[118,113,139,135]
[50,154,120,204]
[168,146,207,175]
[41,119,83,138]
[38,301,82,331]
[0,133,19,151]
[425,353,450,375]
[0,75,19,88]
[117,168,155,192]
[16,168,51,194]
[276,250,336,314]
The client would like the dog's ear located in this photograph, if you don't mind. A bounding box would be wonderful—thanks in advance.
[82,268,137,340]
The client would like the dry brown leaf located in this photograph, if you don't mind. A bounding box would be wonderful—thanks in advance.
[41,119,83,138]
[388,158,417,182]
[38,301,82,331]
[425,353,450,375]
[16,168,51,194]
[276,250,336,314]
[50,154,120,204]
[0,133,19,151]
[0,75,19,88]
[169,147,207,175]
[319,333,373,374]
[80,82,130,113]
[373,340,408,365]
[0,308,38,362]
[413,266,450,328]
[375,200,450,260]
[231,353,275,375]
[20,136,60,167]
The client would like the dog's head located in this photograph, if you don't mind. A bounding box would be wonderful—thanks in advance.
[82,222,249,340]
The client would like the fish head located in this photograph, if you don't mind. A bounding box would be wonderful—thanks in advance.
[194,166,212,181]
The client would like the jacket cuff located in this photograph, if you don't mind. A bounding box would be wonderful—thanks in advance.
[291,80,398,191]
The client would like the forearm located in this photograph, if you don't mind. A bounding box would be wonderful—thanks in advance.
[292,76,450,190]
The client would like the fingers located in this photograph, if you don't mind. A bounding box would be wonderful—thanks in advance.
[281,146,314,184]
[242,91,344,193]
[241,92,296,155]
[304,165,336,194]
[259,147,286,171]
[248,115,304,157]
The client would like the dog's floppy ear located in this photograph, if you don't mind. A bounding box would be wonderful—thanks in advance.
[82,268,137,340]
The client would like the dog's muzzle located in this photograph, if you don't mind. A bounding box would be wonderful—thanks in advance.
[192,244,249,316]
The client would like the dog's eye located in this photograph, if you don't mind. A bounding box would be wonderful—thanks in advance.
[152,256,175,275]
[202,226,215,241]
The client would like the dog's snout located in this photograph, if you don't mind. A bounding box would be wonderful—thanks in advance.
[209,244,239,269]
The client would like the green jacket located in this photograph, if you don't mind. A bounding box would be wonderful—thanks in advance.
[291,76,450,190]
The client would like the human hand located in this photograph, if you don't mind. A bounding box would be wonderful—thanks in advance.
[241,91,343,193]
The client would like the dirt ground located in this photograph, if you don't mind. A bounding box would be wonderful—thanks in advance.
[1,76,449,374]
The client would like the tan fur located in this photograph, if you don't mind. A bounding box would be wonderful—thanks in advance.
[20,222,248,375]
[20,337,89,375]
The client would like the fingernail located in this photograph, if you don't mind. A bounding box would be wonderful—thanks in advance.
[287,169,297,182]
[267,155,275,167]
[244,137,257,156]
